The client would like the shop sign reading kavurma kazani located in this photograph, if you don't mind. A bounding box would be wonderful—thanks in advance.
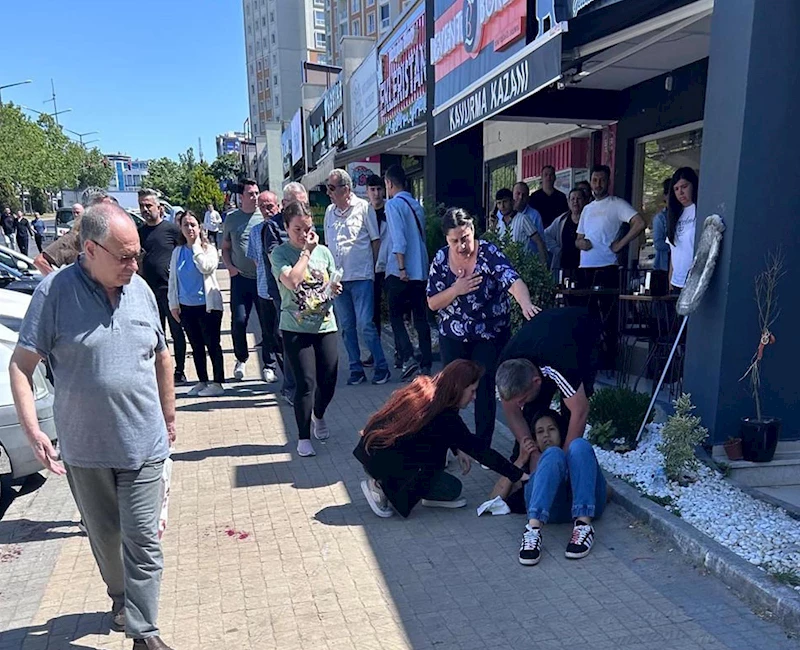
[431,0,528,107]
[378,3,426,137]
[433,30,562,143]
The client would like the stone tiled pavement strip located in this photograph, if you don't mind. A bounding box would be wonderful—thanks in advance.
[1,274,799,650]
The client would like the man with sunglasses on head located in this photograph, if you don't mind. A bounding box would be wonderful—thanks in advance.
[10,202,177,650]
[138,189,186,384]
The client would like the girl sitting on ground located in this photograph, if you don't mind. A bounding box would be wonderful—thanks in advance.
[353,360,529,518]
[488,409,607,565]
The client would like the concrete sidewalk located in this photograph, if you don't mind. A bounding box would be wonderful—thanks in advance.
[1,277,798,649]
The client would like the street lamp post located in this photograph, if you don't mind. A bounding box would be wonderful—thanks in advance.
[21,105,73,121]
[64,128,99,147]
[0,79,33,106]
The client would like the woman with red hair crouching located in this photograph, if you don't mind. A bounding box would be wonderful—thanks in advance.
[353,360,530,518]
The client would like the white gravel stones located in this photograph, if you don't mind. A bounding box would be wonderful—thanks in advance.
[592,423,800,576]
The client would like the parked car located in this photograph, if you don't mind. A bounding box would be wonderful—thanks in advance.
[0,291,57,502]
[54,208,144,239]
[0,261,41,294]
[0,245,41,276]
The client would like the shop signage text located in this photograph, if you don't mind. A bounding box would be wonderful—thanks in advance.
[431,0,525,83]
[378,4,427,137]
[281,127,292,176]
[327,113,344,151]
[290,109,303,166]
[324,80,343,121]
[349,48,379,147]
[433,33,561,144]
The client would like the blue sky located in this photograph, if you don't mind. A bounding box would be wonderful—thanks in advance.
[2,0,248,161]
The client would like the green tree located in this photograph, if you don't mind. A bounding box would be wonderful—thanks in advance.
[30,187,50,213]
[0,180,22,212]
[209,153,241,185]
[186,167,224,217]
[144,147,198,205]
[0,104,47,190]
[76,148,114,189]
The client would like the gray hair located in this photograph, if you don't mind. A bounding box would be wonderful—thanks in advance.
[330,168,353,191]
[81,187,114,206]
[495,358,538,401]
[80,203,127,247]
[138,188,159,202]
[283,181,308,203]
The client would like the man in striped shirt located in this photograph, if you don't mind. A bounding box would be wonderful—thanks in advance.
[493,187,548,266]
[495,307,604,563]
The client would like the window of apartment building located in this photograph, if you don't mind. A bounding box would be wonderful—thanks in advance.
[273,74,278,85]
[257,59,261,70]
[352,0,361,12]
[271,33,276,44]
[339,20,348,36]
[367,13,375,34]
[270,11,274,22]
[314,9,325,27]
[251,83,256,94]
[379,2,390,31]
[262,16,266,25]
[272,53,277,65]
[315,32,326,50]
[352,19,361,35]
[313,0,324,5]
[367,0,375,5]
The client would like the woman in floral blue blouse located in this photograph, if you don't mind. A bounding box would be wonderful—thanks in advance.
[427,208,540,447]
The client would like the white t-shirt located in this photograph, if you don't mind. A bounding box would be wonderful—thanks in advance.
[667,203,696,288]
[576,196,638,268]
[204,209,221,232]
[323,194,380,282]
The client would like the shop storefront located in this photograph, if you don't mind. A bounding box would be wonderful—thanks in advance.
[337,0,428,198]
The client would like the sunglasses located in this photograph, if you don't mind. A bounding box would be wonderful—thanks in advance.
[326,184,344,192]
[92,240,143,264]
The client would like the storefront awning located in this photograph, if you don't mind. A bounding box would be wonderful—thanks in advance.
[335,124,426,166]
[300,149,337,190]
[567,0,712,91]
[432,29,564,145]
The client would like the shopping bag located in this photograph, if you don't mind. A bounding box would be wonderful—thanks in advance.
[157,455,173,540]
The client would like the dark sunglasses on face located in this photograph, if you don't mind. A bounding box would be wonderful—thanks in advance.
[327,184,344,191]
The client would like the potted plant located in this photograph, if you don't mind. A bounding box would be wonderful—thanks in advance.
[723,436,743,461]
[739,250,784,463]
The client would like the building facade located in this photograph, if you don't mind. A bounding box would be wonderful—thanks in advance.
[242,0,329,136]
[105,154,149,192]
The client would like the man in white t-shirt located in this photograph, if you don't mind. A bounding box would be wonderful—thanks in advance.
[576,165,645,284]
[204,203,222,247]
[324,168,390,386]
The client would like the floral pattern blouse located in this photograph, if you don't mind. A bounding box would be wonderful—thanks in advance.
[426,240,520,342]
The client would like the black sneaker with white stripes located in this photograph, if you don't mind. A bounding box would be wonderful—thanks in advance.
[518,524,542,565]
[565,521,595,559]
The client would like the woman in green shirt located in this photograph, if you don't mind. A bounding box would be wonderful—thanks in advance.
[271,201,342,457]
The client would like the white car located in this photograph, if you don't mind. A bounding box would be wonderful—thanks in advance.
[0,245,41,276]
[0,289,57,501]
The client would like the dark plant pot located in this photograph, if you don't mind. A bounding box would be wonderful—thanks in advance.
[739,417,781,463]
[723,438,743,461]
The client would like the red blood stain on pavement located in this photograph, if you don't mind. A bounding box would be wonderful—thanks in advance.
[0,546,23,563]
[223,527,250,540]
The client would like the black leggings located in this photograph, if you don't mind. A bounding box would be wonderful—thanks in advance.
[282,331,339,440]
[180,305,224,384]
[439,331,509,446]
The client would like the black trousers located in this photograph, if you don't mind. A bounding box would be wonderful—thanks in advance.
[180,305,224,384]
[256,296,281,368]
[282,331,338,440]
[439,331,509,446]
[153,287,186,373]
[34,233,43,253]
[384,275,432,368]
[208,231,219,247]
[16,236,29,256]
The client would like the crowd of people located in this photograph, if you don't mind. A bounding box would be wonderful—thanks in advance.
[1,207,46,255]
[5,160,699,648]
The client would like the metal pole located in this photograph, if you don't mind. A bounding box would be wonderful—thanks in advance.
[51,80,59,126]
[635,315,688,443]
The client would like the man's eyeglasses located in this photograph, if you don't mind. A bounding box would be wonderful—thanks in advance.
[326,184,344,192]
[92,240,142,264]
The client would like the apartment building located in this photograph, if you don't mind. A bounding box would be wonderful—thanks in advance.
[243,0,329,136]
[327,0,413,66]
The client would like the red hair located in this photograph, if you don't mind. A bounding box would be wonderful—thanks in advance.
[362,359,484,452]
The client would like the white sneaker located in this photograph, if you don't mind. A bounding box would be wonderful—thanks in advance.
[312,415,330,440]
[198,382,225,397]
[261,366,278,383]
[297,439,316,457]
[360,479,393,518]
[187,382,206,397]
[234,360,246,380]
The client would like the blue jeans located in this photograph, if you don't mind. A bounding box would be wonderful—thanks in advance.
[334,279,388,374]
[525,438,607,524]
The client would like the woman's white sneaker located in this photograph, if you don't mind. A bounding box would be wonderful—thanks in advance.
[360,479,393,518]
[187,382,206,397]
[297,440,316,457]
[312,415,330,440]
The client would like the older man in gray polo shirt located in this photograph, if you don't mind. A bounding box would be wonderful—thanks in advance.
[9,203,176,650]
